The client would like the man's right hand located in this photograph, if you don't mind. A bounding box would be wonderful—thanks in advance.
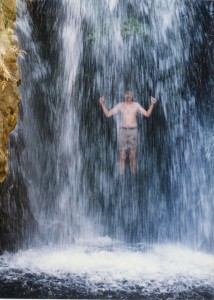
[151,96,156,105]
[99,97,105,105]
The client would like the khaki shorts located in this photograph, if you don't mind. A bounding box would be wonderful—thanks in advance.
[118,127,138,151]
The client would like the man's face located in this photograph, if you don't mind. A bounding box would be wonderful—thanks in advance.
[125,91,133,102]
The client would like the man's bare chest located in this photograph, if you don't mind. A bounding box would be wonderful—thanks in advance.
[120,104,138,117]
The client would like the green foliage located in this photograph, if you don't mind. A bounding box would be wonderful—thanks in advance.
[4,18,9,28]
[86,18,147,43]
[86,33,96,42]
[121,18,147,37]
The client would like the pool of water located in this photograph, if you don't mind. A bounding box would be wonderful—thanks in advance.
[0,238,214,299]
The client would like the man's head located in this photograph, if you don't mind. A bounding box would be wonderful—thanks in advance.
[124,90,133,102]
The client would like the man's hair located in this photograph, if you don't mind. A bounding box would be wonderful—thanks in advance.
[124,90,134,101]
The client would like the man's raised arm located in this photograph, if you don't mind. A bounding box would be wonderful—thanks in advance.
[99,97,120,118]
[138,96,156,118]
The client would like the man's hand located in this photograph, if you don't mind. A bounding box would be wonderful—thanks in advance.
[99,96,105,105]
[151,96,156,105]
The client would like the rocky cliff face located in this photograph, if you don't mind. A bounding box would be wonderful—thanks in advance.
[0,0,21,183]
[0,0,37,254]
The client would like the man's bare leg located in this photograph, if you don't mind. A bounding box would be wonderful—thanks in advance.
[129,149,137,174]
[119,150,126,175]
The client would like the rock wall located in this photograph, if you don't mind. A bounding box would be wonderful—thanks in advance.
[0,0,21,182]
[0,0,37,254]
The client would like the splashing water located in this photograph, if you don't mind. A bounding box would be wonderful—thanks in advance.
[0,241,214,298]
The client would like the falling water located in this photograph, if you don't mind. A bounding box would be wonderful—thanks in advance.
[47,0,213,248]
[0,0,214,298]
[12,0,214,248]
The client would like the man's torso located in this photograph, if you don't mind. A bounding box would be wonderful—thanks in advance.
[118,102,139,128]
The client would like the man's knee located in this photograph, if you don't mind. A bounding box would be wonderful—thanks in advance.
[119,151,126,161]
[129,149,136,161]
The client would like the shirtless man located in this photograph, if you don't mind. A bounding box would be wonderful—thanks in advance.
[99,90,156,175]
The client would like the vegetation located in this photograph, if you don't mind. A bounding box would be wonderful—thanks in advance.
[121,17,147,37]
[86,17,147,43]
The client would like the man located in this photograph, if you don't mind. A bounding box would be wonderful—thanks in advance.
[99,90,156,175]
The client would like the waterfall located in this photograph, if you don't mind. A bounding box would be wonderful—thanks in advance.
[15,0,213,249]
[16,0,94,245]
[0,0,213,298]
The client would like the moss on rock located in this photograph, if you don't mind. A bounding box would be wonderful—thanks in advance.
[0,0,21,182]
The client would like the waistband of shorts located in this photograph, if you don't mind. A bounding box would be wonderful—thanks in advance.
[120,127,137,130]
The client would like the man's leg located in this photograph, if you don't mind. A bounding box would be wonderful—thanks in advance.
[129,149,137,174]
[119,150,126,175]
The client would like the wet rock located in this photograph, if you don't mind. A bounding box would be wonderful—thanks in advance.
[0,126,38,253]
[0,0,21,182]
[0,0,37,253]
